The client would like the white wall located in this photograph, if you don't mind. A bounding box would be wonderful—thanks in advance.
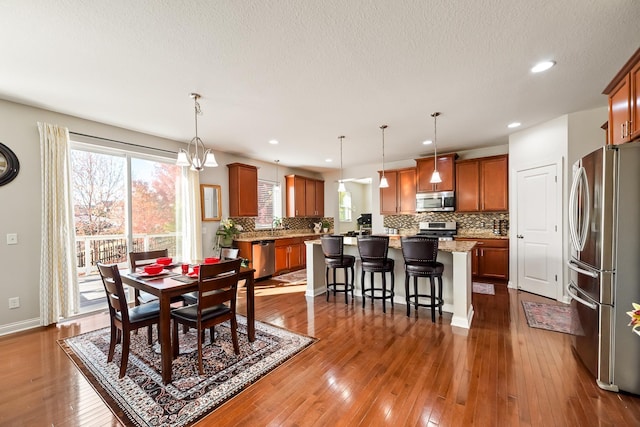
[508,107,606,301]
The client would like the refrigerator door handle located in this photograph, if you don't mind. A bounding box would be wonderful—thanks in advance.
[569,167,582,252]
[567,260,599,278]
[578,167,590,251]
[566,282,597,310]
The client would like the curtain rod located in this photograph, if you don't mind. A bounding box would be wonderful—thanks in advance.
[69,131,177,155]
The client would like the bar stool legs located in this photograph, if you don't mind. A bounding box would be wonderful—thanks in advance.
[361,270,395,313]
[325,264,355,303]
[405,273,443,322]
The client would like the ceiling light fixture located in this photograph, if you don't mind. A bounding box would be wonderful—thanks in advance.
[507,122,522,128]
[176,93,218,171]
[274,159,281,192]
[531,60,556,73]
[379,125,389,188]
[269,139,279,145]
[423,139,433,145]
[430,112,442,184]
[338,135,346,192]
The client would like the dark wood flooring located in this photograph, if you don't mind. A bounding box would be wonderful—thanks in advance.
[2,280,640,426]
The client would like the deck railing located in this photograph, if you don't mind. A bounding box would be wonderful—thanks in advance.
[75,233,178,276]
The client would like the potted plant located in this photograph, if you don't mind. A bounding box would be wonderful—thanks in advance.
[321,219,331,233]
[216,218,243,248]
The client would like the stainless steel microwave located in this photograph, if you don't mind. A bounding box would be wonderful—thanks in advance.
[416,191,455,212]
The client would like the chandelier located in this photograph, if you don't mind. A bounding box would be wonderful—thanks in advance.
[176,93,218,171]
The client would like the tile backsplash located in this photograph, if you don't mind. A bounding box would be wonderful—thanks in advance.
[231,217,333,237]
[383,212,509,235]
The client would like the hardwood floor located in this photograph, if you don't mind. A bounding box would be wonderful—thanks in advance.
[2,281,640,426]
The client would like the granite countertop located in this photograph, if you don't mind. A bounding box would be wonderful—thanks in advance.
[455,229,509,240]
[306,237,477,253]
[234,231,328,243]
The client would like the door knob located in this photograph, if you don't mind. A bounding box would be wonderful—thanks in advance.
[517,235,524,239]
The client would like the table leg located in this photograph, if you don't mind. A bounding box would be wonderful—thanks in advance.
[158,294,173,384]
[246,276,255,342]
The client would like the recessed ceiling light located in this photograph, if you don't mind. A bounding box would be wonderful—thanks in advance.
[422,139,433,145]
[325,158,333,163]
[268,139,279,145]
[508,122,521,129]
[531,60,556,73]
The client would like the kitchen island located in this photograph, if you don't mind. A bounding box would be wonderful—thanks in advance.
[305,237,477,329]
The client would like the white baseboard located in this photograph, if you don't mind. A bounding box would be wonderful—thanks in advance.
[0,317,41,337]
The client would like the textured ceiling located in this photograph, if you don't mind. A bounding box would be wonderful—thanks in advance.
[1,0,639,172]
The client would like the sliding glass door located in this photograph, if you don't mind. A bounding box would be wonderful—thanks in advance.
[71,144,183,313]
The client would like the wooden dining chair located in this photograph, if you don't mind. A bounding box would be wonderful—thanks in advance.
[97,262,160,378]
[128,249,170,304]
[171,258,242,374]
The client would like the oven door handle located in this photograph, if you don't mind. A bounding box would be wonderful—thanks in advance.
[566,282,597,310]
[567,260,598,278]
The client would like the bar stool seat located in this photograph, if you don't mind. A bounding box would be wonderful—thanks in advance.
[401,236,444,322]
[320,235,355,303]
[358,235,395,313]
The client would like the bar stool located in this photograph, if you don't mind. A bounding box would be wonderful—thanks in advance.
[358,235,395,313]
[320,235,355,303]
[400,236,444,322]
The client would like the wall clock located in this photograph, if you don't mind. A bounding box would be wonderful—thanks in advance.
[0,142,20,186]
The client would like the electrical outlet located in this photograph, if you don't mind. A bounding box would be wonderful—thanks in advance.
[8,297,19,309]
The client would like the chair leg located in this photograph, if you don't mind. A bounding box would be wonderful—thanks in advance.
[230,316,240,355]
[413,276,419,312]
[119,331,130,378]
[361,270,366,308]
[429,276,436,323]
[147,325,153,345]
[405,274,411,317]
[350,266,355,300]
[437,275,443,315]
[108,325,117,362]
[325,266,330,301]
[172,320,179,359]
[332,268,337,296]
[343,267,348,304]
[209,326,215,343]
[382,272,387,313]
[197,327,204,375]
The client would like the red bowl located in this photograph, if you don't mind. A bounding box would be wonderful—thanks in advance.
[192,265,200,275]
[156,257,173,266]
[144,264,164,275]
[204,257,220,264]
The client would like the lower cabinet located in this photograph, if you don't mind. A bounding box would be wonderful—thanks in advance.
[456,238,509,281]
[275,237,304,274]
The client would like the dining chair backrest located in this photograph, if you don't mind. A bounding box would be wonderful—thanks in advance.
[196,258,243,315]
[357,235,390,262]
[97,262,130,323]
[220,247,240,260]
[129,249,169,271]
[320,235,345,260]
[400,236,439,264]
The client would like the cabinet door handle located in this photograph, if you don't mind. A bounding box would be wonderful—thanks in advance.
[630,120,634,136]
[517,234,524,239]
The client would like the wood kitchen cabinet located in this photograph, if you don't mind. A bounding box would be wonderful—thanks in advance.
[379,168,416,214]
[416,153,457,192]
[456,238,509,281]
[603,48,640,145]
[227,163,258,217]
[275,237,304,274]
[456,155,508,212]
[285,175,324,217]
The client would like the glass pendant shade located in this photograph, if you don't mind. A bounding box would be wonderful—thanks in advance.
[338,181,346,192]
[429,112,442,184]
[379,125,389,189]
[430,170,442,183]
[379,175,389,188]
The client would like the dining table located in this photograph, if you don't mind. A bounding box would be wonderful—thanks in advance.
[121,264,256,384]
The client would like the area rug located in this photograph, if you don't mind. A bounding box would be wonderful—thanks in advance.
[59,315,316,427]
[273,268,307,284]
[472,282,495,295]
[522,300,582,335]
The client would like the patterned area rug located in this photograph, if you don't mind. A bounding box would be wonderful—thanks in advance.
[273,269,307,284]
[522,300,582,335]
[472,282,495,295]
[59,315,316,427]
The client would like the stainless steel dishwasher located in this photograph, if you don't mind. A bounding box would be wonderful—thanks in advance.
[252,240,275,279]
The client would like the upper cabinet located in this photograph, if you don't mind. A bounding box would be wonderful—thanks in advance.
[416,153,457,192]
[456,155,508,212]
[604,48,640,145]
[228,163,258,217]
[379,167,416,214]
[285,175,324,217]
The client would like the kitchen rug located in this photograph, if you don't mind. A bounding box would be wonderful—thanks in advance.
[522,300,582,335]
[472,282,495,295]
[59,315,316,427]
[273,269,307,284]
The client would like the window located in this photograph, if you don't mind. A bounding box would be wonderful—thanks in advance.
[256,179,282,228]
[339,191,352,222]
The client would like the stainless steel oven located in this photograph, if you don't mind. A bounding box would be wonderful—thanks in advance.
[416,191,455,212]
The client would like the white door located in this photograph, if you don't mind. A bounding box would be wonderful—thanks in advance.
[516,164,560,299]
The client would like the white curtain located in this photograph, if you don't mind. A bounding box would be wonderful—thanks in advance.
[38,122,79,325]
[179,168,202,263]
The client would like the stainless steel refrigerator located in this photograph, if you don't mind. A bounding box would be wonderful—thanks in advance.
[567,143,640,394]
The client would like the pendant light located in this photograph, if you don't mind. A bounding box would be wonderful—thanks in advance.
[430,112,442,184]
[379,125,389,188]
[337,135,346,192]
[274,159,281,192]
[176,93,218,171]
